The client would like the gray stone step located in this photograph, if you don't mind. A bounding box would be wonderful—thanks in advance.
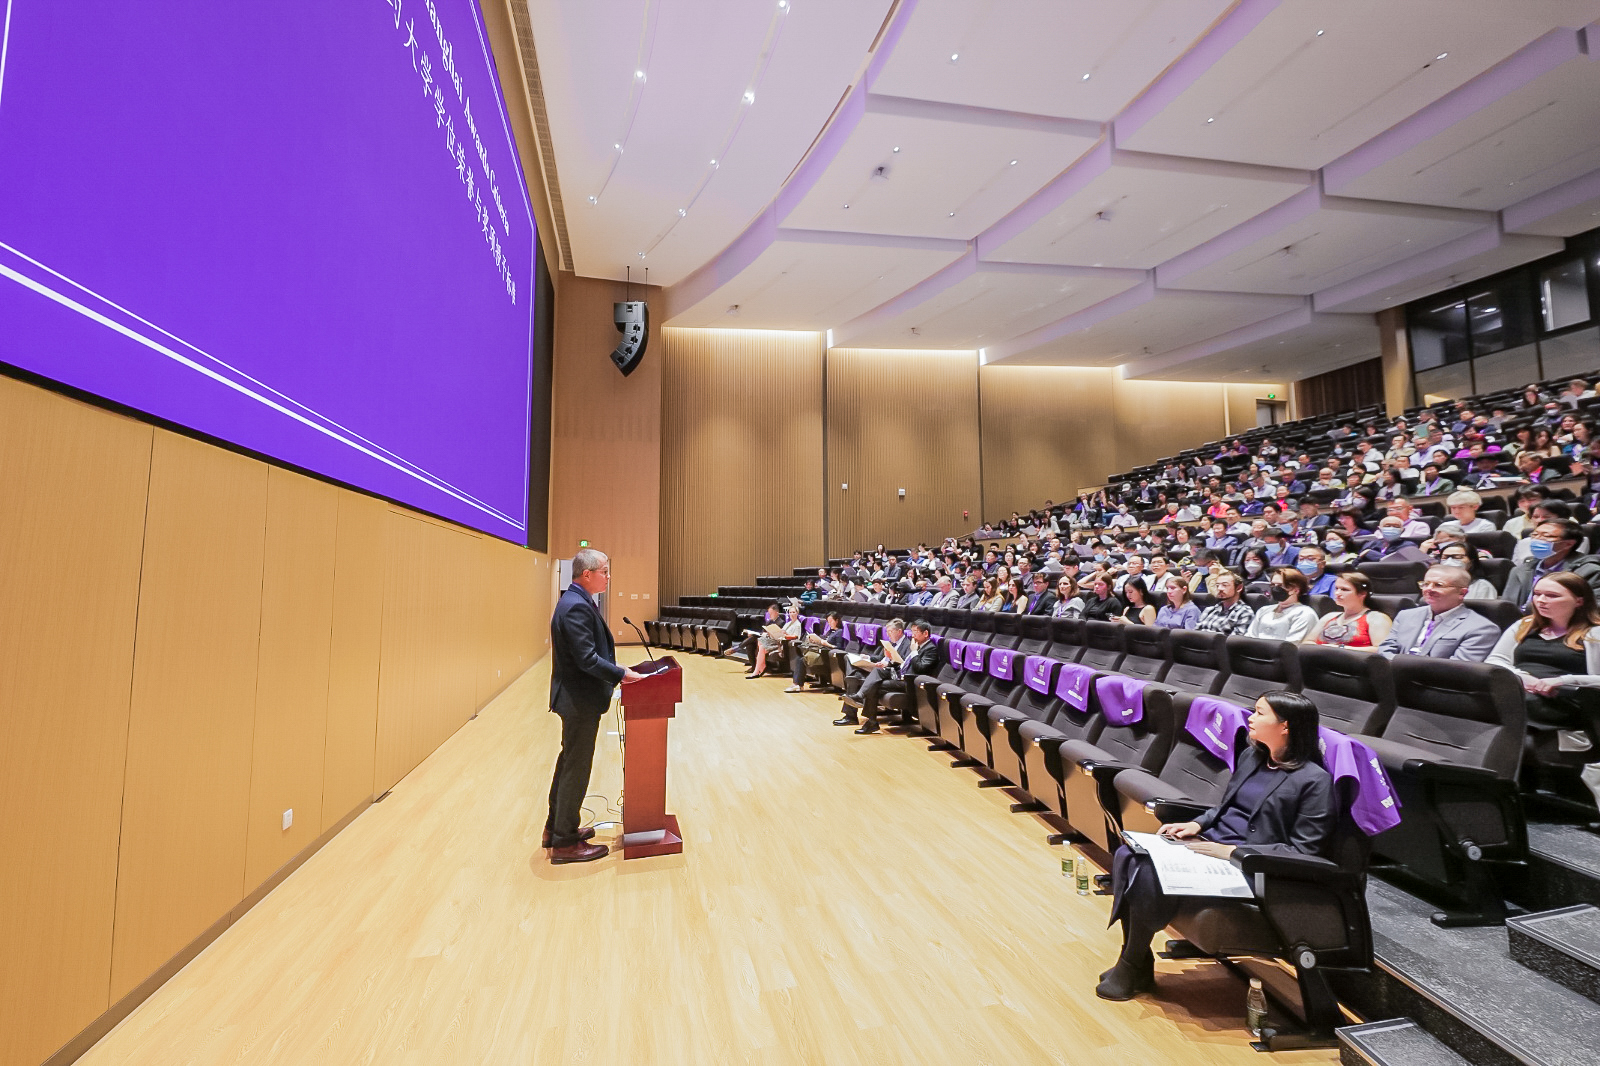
[1520,824,1600,912]
[1508,905,1600,1008]
[1340,1019,1472,1066]
[1339,880,1600,1066]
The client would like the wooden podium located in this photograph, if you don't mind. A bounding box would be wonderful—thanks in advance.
[620,656,684,859]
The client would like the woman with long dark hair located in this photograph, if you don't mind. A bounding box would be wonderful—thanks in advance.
[1097,691,1334,1000]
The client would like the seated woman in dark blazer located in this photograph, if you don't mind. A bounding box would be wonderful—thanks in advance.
[1097,690,1335,1000]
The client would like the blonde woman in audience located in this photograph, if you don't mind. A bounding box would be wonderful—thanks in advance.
[1156,581,1201,630]
[978,577,1005,612]
[1485,572,1600,808]
[1305,572,1392,651]
[1247,568,1319,642]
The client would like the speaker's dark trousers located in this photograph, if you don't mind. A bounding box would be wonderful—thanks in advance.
[546,710,604,847]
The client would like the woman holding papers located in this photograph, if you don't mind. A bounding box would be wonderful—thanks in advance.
[1097,691,1335,1001]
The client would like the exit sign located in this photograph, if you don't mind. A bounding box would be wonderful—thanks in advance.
[1266,393,1276,399]
[578,539,589,547]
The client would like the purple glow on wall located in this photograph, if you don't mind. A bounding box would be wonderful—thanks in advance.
[0,0,537,541]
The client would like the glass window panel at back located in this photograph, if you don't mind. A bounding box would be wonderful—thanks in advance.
[1409,297,1468,371]
[1467,274,1535,357]
[1539,256,1591,333]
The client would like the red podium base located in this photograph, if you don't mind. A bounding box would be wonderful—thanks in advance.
[621,813,682,859]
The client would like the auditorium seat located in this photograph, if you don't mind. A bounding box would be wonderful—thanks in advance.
[1297,645,1395,736]
[986,654,1066,790]
[1162,629,1231,696]
[1116,625,1172,684]
[1352,657,1528,925]
[1162,770,1376,1051]
[1357,560,1427,595]
[1463,598,1523,630]
[1468,530,1517,559]
[958,647,1028,765]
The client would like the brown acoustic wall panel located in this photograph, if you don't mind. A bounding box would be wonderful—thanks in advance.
[0,380,152,1066]
[244,468,339,892]
[321,491,386,829]
[111,431,269,1000]
[659,327,826,604]
[978,366,1119,522]
[549,274,662,637]
[826,348,982,558]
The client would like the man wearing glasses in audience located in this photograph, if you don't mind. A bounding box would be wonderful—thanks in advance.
[1502,519,1600,609]
[1378,565,1499,661]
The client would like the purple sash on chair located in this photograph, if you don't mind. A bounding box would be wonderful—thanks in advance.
[1095,675,1146,725]
[1185,696,1249,770]
[857,623,882,646]
[962,642,989,672]
[1054,661,1096,712]
[988,648,1021,681]
[1318,727,1403,836]
[1022,655,1056,695]
[802,617,821,635]
[944,638,969,668]
[842,621,856,642]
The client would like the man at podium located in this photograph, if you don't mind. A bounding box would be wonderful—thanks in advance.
[545,548,645,864]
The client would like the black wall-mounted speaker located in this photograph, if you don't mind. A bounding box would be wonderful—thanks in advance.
[610,301,648,376]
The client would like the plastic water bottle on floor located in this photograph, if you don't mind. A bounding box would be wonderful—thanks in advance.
[1246,977,1267,1037]
[1073,848,1091,895]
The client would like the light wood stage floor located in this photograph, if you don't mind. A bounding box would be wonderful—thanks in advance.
[79,653,1337,1066]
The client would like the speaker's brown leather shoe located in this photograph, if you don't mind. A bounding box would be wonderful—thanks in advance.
[542,826,596,848]
[549,841,608,865]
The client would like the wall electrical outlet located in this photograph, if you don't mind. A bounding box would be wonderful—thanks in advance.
[281,808,293,831]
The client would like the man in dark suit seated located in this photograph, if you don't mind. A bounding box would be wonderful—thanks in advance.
[1023,571,1058,615]
[544,549,644,864]
[851,620,942,735]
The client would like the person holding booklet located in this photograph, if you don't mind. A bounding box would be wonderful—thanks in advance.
[787,611,845,693]
[834,619,912,730]
[1097,691,1335,1001]
[844,619,941,735]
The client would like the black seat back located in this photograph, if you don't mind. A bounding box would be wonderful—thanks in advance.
[1357,560,1427,595]
[1119,625,1172,683]
[1049,617,1086,661]
[1017,615,1053,657]
[990,612,1023,649]
[1079,621,1127,672]
[1216,636,1303,706]
[1165,630,1230,694]
[1383,658,1526,779]
[1297,645,1396,735]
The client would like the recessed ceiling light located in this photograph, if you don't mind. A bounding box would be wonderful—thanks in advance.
[892,146,900,153]
[635,70,646,80]
[950,53,960,62]
[1436,52,1448,60]
[587,195,597,204]
[678,208,687,217]
[743,90,755,104]
[1009,159,1018,165]
[843,203,849,209]
[778,0,788,7]
[948,211,955,217]
[1081,73,1091,81]
[1315,29,1324,36]
[613,143,622,151]
[1206,117,1215,123]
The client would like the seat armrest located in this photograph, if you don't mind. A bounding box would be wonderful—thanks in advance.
[1086,759,1133,782]
[1151,799,1209,825]
[1236,851,1352,887]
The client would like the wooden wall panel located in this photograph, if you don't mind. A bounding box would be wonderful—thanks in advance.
[321,492,386,829]
[0,381,152,1066]
[374,513,480,794]
[978,366,1118,522]
[659,327,825,604]
[549,273,661,640]
[244,469,339,891]
[827,348,983,558]
[1114,378,1234,472]
[111,431,269,1000]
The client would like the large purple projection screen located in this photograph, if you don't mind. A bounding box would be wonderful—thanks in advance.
[0,1,537,541]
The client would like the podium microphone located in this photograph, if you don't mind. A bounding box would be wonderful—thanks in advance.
[622,616,656,660]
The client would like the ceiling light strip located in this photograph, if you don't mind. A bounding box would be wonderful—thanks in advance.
[590,0,660,206]
[638,2,790,258]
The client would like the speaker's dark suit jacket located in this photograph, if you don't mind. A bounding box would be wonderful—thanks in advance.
[549,584,625,717]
